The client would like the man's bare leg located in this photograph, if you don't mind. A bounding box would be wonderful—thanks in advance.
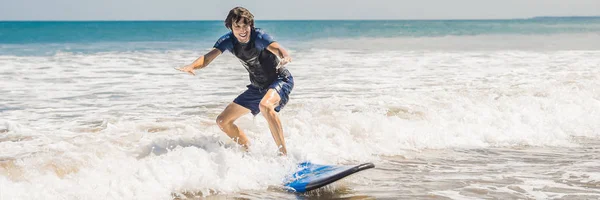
[259,89,287,155]
[216,102,251,149]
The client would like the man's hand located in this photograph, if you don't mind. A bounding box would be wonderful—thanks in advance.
[176,64,196,76]
[279,56,292,66]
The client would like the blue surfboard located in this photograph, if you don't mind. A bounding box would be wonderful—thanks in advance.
[284,162,375,192]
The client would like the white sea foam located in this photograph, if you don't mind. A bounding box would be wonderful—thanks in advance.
[1,48,599,198]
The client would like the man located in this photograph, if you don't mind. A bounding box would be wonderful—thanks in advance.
[177,7,294,155]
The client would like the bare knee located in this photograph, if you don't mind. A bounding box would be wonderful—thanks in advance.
[216,114,231,128]
[259,101,275,114]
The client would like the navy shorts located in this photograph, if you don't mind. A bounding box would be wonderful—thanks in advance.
[233,72,294,116]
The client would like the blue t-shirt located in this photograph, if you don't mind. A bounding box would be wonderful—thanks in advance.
[213,28,284,89]
[213,28,275,54]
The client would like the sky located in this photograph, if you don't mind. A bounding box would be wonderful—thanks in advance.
[1,0,599,21]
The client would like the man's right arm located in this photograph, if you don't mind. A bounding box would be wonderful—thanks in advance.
[178,48,222,75]
[190,48,222,69]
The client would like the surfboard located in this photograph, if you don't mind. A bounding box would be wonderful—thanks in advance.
[284,162,375,193]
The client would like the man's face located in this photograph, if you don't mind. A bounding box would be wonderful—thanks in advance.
[232,20,251,43]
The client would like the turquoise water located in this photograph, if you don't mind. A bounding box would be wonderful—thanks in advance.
[1,17,600,55]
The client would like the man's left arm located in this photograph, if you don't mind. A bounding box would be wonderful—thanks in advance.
[267,42,292,66]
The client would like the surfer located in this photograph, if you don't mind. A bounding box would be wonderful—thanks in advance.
[177,7,294,155]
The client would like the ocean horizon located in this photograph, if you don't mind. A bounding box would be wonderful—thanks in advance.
[2,15,599,21]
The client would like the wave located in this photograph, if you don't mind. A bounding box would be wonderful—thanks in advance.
[1,49,599,198]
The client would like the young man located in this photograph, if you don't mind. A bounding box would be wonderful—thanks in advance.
[177,7,294,155]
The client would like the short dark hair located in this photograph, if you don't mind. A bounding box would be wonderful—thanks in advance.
[225,7,255,29]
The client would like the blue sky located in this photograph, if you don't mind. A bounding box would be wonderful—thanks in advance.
[1,0,599,20]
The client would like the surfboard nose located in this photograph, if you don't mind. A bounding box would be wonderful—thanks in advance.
[356,163,375,171]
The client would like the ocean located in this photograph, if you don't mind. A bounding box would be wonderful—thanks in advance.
[1,18,600,199]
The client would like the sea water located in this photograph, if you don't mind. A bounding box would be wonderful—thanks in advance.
[1,18,600,199]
